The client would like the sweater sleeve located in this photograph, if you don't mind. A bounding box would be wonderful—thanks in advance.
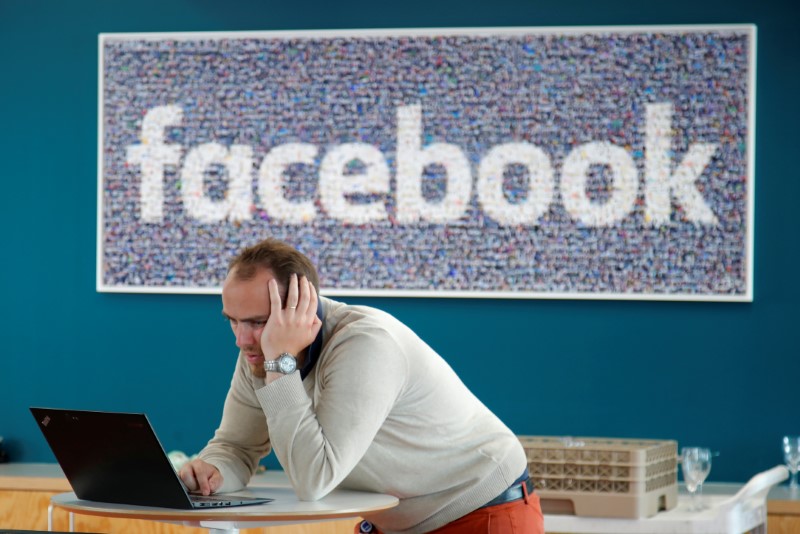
[255,330,407,501]
[197,356,272,493]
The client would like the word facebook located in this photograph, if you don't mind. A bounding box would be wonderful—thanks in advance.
[127,103,719,227]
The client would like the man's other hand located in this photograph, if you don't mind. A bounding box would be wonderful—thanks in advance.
[178,459,223,495]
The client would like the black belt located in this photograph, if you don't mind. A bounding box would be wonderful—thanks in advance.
[480,478,535,509]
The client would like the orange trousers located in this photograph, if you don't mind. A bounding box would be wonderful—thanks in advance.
[354,487,544,534]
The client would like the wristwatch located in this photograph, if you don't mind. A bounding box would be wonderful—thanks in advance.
[264,353,297,374]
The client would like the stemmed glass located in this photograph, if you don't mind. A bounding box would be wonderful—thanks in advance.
[681,447,712,511]
[783,436,800,491]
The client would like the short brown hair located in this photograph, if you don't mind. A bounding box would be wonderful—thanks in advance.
[228,239,320,293]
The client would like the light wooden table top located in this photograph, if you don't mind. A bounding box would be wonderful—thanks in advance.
[49,483,398,526]
[1,464,398,529]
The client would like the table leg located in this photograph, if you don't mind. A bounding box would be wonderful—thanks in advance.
[47,504,74,532]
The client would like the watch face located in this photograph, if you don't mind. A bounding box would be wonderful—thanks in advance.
[278,353,297,374]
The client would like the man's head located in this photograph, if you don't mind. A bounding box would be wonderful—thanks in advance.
[222,239,319,376]
[227,238,319,296]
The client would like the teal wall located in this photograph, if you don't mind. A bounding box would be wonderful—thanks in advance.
[1,0,797,483]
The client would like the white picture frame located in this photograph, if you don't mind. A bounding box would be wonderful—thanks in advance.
[97,25,756,301]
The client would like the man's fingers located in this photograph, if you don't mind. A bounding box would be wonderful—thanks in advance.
[297,276,311,314]
[181,460,221,496]
[268,278,282,315]
[198,467,212,495]
[286,273,299,310]
[197,462,220,495]
[307,280,318,323]
[179,465,199,491]
[210,470,222,493]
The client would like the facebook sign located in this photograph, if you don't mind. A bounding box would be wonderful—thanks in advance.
[98,26,755,300]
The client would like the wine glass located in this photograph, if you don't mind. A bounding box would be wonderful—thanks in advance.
[681,447,712,511]
[783,436,800,490]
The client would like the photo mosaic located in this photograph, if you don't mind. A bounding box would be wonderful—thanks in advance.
[99,26,755,299]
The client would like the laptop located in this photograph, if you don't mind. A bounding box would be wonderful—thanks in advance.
[30,407,272,509]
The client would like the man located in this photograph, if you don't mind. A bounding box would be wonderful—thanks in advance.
[179,238,543,534]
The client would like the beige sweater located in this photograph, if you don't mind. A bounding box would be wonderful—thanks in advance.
[198,297,528,533]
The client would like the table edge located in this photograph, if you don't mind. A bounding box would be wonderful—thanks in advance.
[50,492,398,522]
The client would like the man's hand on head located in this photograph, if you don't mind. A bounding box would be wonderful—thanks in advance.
[260,273,323,368]
[178,459,223,496]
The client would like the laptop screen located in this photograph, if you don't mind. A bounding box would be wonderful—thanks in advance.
[31,407,201,509]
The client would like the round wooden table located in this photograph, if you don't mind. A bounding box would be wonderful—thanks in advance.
[49,471,398,534]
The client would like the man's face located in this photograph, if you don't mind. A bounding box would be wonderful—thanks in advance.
[221,267,277,377]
